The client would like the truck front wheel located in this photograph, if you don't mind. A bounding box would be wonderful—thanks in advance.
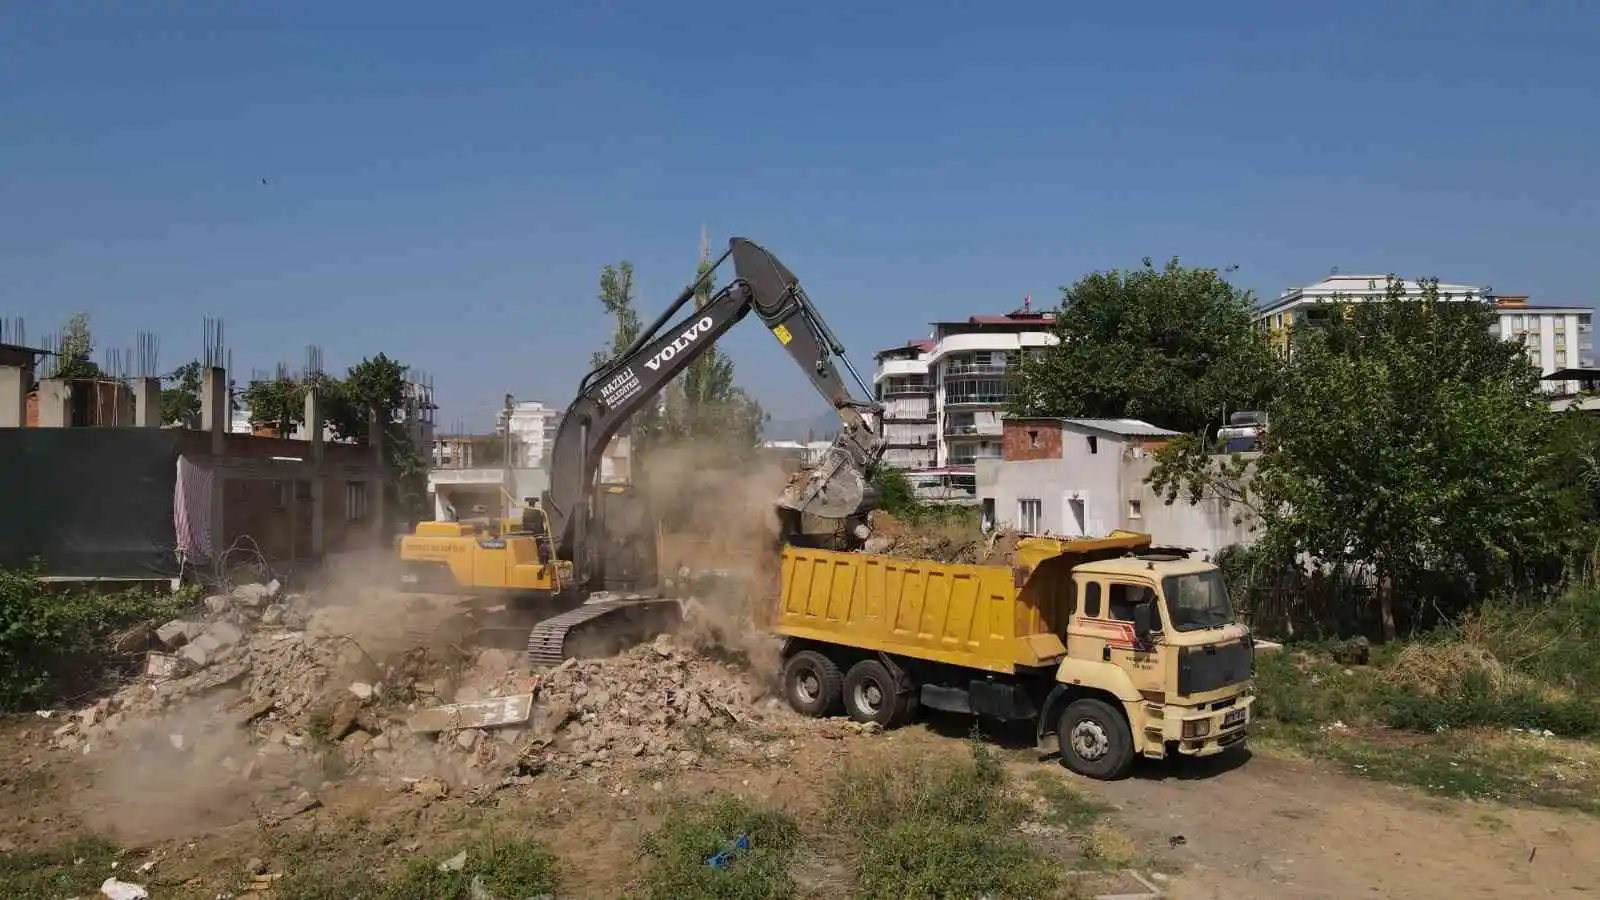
[1058,698,1135,780]
[782,650,843,717]
[842,659,917,727]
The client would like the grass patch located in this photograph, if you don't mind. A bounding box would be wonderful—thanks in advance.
[633,795,800,900]
[1259,721,1600,813]
[270,835,560,900]
[1253,591,1600,812]
[1026,770,1109,830]
[826,740,1061,900]
[0,835,123,900]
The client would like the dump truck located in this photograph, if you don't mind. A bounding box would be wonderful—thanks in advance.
[773,530,1254,780]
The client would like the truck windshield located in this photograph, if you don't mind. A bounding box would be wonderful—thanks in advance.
[1161,570,1235,631]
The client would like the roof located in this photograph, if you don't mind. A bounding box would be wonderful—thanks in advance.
[932,312,1056,329]
[1011,417,1181,438]
[1257,274,1487,316]
[874,338,934,359]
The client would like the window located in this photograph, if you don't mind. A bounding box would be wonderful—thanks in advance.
[1018,498,1043,533]
[1084,581,1102,618]
[1107,583,1154,622]
[1087,435,1099,454]
[346,481,370,522]
[1128,498,1142,519]
[1027,429,1040,448]
[274,481,288,510]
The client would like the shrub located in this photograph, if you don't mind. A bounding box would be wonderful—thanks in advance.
[0,563,193,710]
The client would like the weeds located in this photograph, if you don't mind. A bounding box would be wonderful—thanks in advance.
[0,564,196,710]
[634,796,800,900]
[1255,590,1600,810]
[270,836,560,900]
[826,740,1059,900]
[0,835,122,900]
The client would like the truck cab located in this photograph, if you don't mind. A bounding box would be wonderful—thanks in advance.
[1051,551,1253,776]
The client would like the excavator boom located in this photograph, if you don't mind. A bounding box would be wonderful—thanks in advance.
[542,237,884,590]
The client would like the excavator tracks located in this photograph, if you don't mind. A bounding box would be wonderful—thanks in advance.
[523,594,685,668]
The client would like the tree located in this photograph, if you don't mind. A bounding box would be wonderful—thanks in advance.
[1155,277,1570,640]
[239,376,305,436]
[54,312,102,381]
[590,260,667,459]
[161,361,204,427]
[1012,258,1279,435]
[661,254,767,455]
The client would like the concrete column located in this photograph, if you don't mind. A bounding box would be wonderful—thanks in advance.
[368,407,388,541]
[0,365,28,427]
[201,366,227,454]
[305,388,325,556]
[133,377,162,428]
[36,379,71,428]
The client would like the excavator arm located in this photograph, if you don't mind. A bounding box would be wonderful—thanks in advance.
[542,237,884,587]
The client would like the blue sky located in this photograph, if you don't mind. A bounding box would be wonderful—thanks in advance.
[3,1,1596,431]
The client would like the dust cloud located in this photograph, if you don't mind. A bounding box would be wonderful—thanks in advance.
[641,438,792,678]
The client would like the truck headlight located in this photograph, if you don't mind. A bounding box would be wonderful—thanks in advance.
[1181,719,1211,739]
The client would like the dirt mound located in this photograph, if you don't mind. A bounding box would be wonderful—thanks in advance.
[864,510,1018,565]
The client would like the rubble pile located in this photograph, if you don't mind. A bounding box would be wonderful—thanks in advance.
[411,633,797,780]
[864,510,1019,565]
[46,582,838,797]
[46,581,340,754]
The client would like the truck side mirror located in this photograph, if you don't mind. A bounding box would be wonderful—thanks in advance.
[1133,602,1156,645]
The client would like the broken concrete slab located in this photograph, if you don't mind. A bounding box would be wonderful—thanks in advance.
[178,644,210,669]
[200,621,244,650]
[155,619,196,649]
[407,694,535,734]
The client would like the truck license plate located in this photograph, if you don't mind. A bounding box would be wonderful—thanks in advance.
[1223,707,1247,729]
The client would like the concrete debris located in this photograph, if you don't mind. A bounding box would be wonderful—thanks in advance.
[408,694,535,734]
[100,878,150,900]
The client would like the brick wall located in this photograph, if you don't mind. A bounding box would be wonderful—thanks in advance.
[1002,419,1062,461]
[218,471,380,561]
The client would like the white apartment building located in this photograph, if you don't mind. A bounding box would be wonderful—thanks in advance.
[1257,275,1594,393]
[873,302,1059,498]
[499,400,563,468]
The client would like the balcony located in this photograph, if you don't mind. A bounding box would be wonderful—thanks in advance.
[881,381,933,397]
[883,414,935,425]
[943,422,1003,438]
[947,453,1002,467]
[943,363,1013,378]
[943,393,1011,407]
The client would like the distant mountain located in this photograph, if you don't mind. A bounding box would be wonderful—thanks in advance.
[763,411,841,442]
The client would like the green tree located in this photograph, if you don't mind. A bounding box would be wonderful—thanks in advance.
[1154,277,1570,640]
[54,312,103,381]
[662,254,767,455]
[1012,258,1279,435]
[240,376,306,436]
[161,361,204,427]
[590,260,668,459]
[320,354,429,522]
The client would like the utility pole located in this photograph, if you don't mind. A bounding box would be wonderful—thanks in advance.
[502,393,515,516]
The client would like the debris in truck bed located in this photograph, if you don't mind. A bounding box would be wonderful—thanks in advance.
[865,510,1019,565]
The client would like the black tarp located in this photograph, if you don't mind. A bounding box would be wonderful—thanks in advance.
[0,428,184,577]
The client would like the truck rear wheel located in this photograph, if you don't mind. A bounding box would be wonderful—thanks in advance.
[782,650,842,717]
[842,659,916,727]
[1058,698,1134,780]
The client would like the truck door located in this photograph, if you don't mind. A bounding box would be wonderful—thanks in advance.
[1071,576,1164,700]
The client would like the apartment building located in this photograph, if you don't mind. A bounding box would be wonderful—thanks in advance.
[873,301,1059,498]
[1257,274,1594,393]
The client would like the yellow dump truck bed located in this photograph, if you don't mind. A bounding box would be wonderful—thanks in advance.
[775,532,1152,675]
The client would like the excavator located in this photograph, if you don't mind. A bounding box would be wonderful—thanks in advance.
[397,237,885,665]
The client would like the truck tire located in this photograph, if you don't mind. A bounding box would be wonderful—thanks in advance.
[782,650,843,717]
[1058,698,1135,780]
[842,659,916,727]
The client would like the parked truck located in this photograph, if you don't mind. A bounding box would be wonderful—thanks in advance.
[773,530,1254,779]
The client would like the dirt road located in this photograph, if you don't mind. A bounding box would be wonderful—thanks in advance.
[1071,745,1600,899]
